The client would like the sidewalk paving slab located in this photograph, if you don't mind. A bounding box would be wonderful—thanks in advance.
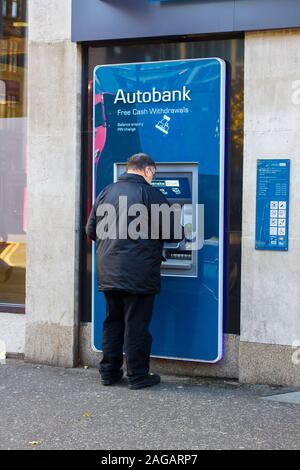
[0,360,300,450]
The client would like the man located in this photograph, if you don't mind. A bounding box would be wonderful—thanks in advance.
[86,153,183,390]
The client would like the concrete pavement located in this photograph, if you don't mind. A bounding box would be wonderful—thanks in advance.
[0,360,299,450]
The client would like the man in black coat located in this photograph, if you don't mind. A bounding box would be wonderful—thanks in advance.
[86,153,183,390]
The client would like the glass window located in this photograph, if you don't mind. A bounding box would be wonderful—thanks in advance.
[0,0,27,310]
[82,36,244,334]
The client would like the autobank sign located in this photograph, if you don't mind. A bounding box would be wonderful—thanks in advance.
[114,87,192,105]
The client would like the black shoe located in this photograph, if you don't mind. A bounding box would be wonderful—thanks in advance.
[128,374,161,390]
[101,370,123,386]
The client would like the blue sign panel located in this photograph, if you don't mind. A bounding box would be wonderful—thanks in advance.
[92,58,226,363]
[256,160,290,251]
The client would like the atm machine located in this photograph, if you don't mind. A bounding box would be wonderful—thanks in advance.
[114,162,203,280]
[92,57,226,364]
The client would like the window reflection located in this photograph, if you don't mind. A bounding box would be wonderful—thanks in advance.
[0,0,27,308]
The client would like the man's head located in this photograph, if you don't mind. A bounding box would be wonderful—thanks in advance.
[126,153,156,184]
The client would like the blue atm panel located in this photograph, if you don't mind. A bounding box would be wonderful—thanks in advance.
[92,58,226,363]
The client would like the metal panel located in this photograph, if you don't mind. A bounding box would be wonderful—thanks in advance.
[255,160,290,252]
[235,0,300,32]
[72,0,235,42]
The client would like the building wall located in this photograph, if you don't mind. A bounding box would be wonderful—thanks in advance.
[240,29,300,386]
[24,0,82,367]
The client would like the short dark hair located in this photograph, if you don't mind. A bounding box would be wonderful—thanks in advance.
[126,153,156,172]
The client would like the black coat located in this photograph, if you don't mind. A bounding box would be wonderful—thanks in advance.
[86,173,183,294]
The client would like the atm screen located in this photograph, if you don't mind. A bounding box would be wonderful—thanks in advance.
[152,177,191,200]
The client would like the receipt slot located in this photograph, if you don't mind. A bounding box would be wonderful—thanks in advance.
[114,163,203,278]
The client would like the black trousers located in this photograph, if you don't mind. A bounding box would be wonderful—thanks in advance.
[100,292,156,381]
